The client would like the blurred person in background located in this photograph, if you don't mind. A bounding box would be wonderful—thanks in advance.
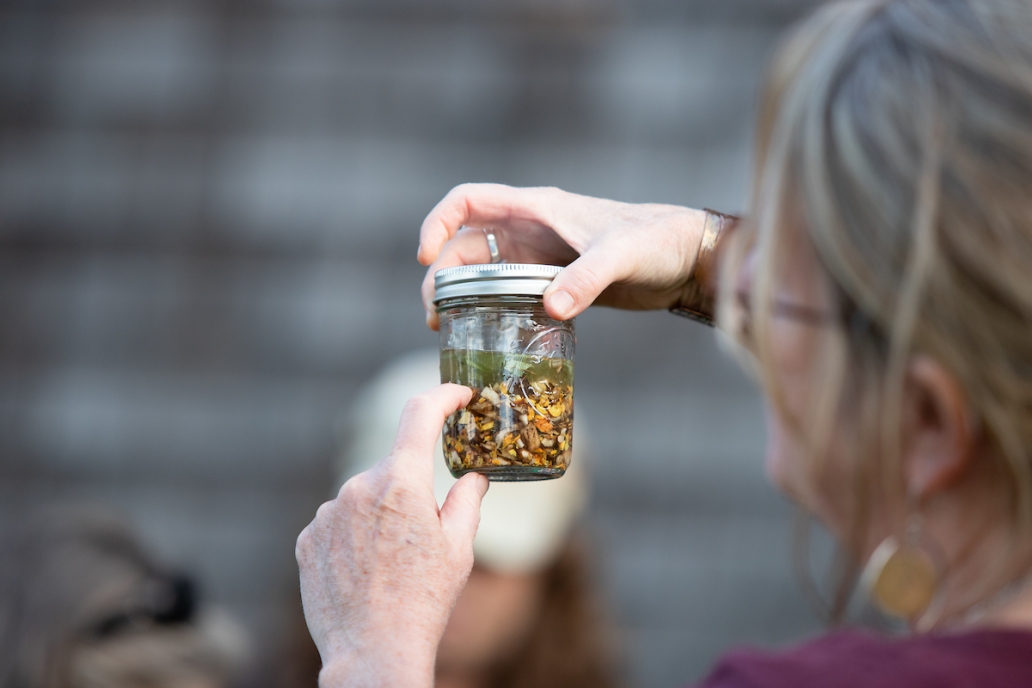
[296,0,1032,686]
[337,350,619,688]
[0,507,247,688]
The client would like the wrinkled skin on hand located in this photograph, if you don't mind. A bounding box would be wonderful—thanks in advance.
[296,384,490,688]
[418,183,708,329]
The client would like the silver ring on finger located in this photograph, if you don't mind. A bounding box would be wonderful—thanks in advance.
[483,228,503,264]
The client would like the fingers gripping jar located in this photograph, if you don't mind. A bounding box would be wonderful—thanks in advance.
[434,264,575,481]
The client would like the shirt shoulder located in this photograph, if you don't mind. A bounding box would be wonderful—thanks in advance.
[693,629,1032,688]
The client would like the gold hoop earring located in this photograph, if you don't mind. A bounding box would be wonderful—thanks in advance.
[861,513,945,624]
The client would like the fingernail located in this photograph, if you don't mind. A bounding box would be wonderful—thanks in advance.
[549,289,575,318]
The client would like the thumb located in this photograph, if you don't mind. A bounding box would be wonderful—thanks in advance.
[440,473,490,549]
[543,244,630,320]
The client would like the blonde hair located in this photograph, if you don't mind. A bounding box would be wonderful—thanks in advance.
[719,0,1032,618]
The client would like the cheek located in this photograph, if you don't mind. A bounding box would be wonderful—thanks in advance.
[764,404,807,503]
[762,310,857,517]
[764,401,854,538]
[762,326,818,502]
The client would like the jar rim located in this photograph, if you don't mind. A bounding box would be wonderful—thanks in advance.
[432,263,563,303]
[434,294,548,313]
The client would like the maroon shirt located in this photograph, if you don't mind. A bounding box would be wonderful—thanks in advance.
[695,629,1032,688]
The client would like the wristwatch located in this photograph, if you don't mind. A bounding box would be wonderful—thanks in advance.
[669,208,739,327]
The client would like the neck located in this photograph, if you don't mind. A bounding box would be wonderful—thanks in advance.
[920,465,1032,631]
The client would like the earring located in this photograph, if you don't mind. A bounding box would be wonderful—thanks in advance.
[861,513,945,624]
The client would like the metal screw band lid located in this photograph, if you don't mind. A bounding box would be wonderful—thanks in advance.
[433,263,563,303]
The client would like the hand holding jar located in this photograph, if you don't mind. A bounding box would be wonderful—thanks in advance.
[418,183,711,329]
[295,384,490,688]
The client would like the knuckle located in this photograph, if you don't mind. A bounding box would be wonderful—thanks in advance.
[314,498,336,522]
[339,474,359,496]
[338,471,388,516]
[295,526,312,562]
[567,263,604,296]
[379,479,417,511]
[540,185,567,209]
[450,182,475,200]
[337,473,368,502]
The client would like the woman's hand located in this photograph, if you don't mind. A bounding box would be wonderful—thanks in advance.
[295,384,490,688]
[418,183,708,329]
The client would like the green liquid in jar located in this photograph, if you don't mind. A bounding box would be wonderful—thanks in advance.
[440,349,574,389]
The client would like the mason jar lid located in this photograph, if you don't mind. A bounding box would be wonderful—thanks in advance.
[433,263,563,303]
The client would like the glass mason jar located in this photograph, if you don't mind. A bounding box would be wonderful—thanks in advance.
[434,264,575,481]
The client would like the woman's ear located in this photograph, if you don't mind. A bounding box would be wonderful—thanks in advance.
[902,356,977,498]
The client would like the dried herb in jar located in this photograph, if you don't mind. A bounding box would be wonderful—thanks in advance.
[441,350,573,479]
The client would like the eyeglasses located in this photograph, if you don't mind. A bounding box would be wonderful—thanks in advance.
[732,290,879,350]
[734,289,839,330]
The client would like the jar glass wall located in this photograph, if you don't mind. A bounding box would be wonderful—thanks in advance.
[437,295,575,481]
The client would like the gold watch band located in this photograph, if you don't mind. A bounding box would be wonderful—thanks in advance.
[669,208,738,327]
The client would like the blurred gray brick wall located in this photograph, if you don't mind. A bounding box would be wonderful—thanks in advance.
[0,2,824,686]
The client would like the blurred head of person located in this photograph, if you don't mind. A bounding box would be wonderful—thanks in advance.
[0,506,247,688]
[719,0,1032,625]
[340,349,619,688]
